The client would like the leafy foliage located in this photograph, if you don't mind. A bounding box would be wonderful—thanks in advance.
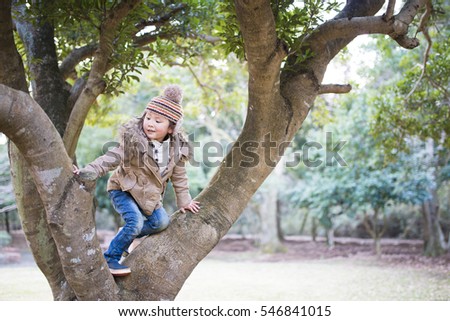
[288,93,434,232]
[13,0,220,96]
[371,4,450,154]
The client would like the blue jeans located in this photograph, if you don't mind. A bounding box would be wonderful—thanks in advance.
[104,190,170,263]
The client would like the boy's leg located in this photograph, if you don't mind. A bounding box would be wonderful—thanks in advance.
[104,190,145,274]
[138,207,170,237]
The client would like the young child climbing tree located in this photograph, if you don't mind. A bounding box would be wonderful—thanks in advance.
[73,85,200,276]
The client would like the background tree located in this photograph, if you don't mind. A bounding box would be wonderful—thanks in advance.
[0,0,435,300]
[289,87,435,256]
[370,0,450,255]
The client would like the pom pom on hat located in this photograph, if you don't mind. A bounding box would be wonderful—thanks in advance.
[146,85,184,124]
[162,85,183,104]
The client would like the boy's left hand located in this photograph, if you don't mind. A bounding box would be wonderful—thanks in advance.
[180,200,200,214]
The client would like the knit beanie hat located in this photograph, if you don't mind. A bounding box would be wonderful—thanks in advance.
[146,85,184,124]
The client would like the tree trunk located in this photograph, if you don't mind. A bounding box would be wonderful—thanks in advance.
[374,237,381,258]
[0,85,118,300]
[299,211,308,234]
[259,162,285,253]
[420,140,447,257]
[363,208,385,257]
[4,211,10,234]
[14,1,71,136]
[374,208,382,257]
[326,225,335,249]
[421,190,447,257]
[8,144,76,300]
[276,199,284,241]
[311,217,318,242]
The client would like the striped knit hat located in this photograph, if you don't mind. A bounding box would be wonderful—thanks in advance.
[146,85,183,124]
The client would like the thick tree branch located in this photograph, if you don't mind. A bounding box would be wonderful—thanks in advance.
[307,0,427,63]
[234,0,287,89]
[383,0,396,21]
[63,0,142,158]
[335,0,385,20]
[134,3,187,30]
[132,32,172,47]
[59,43,98,80]
[319,84,352,95]
[14,1,71,136]
[0,84,118,300]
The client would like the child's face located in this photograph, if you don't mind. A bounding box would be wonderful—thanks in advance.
[142,111,173,142]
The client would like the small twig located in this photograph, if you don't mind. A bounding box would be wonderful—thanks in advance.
[186,63,224,109]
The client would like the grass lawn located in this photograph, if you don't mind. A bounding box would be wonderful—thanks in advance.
[176,255,450,300]
[0,265,53,300]
[0,253,449,301]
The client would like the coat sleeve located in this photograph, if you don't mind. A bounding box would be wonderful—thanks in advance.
[82,144,123,179]
[170,160,192,209]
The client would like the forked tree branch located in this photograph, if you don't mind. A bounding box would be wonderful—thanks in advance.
[308,0,428,52]
[234,0,288,93]
[59,43,98,80]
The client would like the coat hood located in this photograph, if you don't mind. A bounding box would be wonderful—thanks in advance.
[118,117,193,161]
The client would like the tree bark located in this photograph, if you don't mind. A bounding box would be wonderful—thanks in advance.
[8,145,76,300]
[14,1,71,136]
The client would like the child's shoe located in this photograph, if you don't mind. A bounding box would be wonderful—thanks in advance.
[107,261,131,277]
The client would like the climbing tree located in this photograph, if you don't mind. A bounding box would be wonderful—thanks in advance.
[0,0,435,300]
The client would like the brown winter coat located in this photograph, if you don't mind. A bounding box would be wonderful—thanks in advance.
[83,118,192,215]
